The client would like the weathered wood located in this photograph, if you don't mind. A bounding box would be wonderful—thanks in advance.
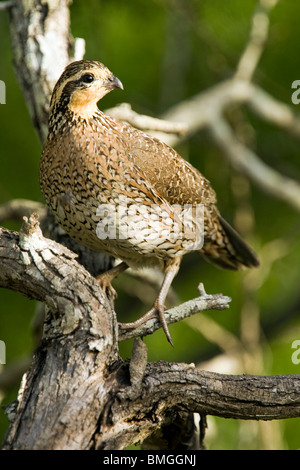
[1,218,300,450]
[8,0,73,143]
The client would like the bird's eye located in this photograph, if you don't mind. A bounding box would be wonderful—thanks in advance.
[81,73,94,84]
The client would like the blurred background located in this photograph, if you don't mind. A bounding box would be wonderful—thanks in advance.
[1,0,300,449]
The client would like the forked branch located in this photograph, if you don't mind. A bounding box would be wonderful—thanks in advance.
[1,217,300,450]
[0,215,230,341]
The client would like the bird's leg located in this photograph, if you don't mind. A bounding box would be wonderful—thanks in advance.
[119,257,182,346]
[96,261,128,298]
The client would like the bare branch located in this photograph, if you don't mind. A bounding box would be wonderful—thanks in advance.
[210,114,300,212]
[105,102,188,136]
[2,218,299,449]
[151,79,300,212]
[3,331,300,450]
[96,364,300,449]
[129,338,148,389]
[247,85,300,139]
[0,216,109,329]
[235,0,279,82]
[118,289,231,342]
[0,199,47,224]
[0,218,231,341]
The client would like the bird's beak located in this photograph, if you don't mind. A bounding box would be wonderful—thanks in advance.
[106,74,124,90]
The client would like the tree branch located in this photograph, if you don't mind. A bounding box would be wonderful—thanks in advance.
[118,286,231,342]
[150,78,300,212]
[105,103,188,136]
[234,0,279,82]
[210,114,300,212]
[1,217,300,449]
[0,217,230,342]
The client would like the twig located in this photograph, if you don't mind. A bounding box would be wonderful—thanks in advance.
[118,292,231,342]
[247,84,300,139]
[0,199,47,224]
[157,79,300,212]
[73,37,86,61]
[129,338,147,392]
[210,115,300,212]
[235,0,279,82]
[0,218,231,342]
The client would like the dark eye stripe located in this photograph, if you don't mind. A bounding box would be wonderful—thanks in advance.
[60,74,94,98]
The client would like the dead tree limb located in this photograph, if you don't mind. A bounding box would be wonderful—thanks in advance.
[0,217,231,342]
[1,218,300,450]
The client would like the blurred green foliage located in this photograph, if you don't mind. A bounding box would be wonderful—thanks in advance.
[1,0,300,449]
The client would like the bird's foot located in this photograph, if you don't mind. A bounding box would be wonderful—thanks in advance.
[96,262,129,299]
[119,303,174,347]
[96,272,118,299]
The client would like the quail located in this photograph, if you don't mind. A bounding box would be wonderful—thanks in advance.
[40,60,259,345]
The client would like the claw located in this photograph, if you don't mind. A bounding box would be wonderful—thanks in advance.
[119,303,174,347]
[96,272,118,298]
[96,262,128,298]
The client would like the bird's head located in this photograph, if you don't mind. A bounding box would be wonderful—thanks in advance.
[49,60,123,118]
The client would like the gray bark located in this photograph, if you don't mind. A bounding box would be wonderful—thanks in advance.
[1,219,300,450]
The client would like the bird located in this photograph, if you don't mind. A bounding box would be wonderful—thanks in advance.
[40,59,259,345]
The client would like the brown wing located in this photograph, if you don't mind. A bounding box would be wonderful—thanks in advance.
[121,127,217,207]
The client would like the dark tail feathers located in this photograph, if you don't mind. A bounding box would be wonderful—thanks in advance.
[202,216,260,271]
